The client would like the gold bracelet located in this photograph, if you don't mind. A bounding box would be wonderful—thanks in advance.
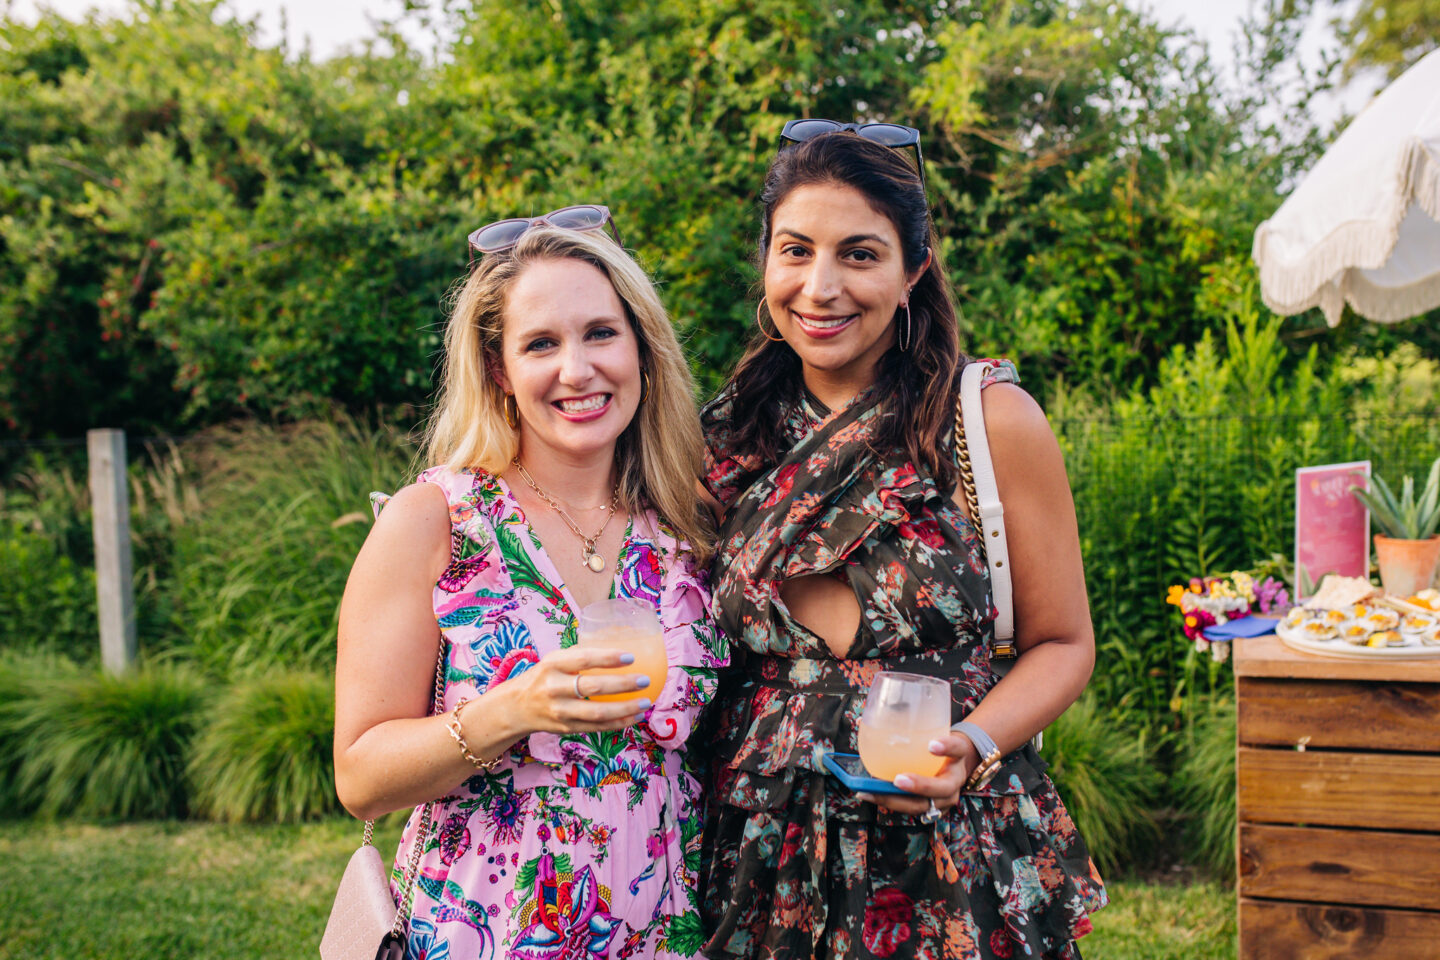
[446,697,502,771]
[963,746,1003,791]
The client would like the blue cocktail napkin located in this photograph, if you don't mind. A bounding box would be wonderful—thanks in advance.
[1202,616,1279,641]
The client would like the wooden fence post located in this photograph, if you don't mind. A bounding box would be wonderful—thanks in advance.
[88,428,136,674]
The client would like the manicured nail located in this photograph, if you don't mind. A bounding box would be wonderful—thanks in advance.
[619,653,636,664]
[857,793,877,803]
[929,740,947,753]
[634,675,651,689]
[893,775,915,790]
[634,698,652,710]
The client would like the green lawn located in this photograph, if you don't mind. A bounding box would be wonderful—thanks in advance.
[0,820,1235,959]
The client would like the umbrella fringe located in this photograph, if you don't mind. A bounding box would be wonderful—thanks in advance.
[1254,136,1440,324]
[1409,137,1440,223]
[1324,269,1440,325]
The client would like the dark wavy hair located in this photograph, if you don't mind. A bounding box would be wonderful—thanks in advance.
[712,132,966,489]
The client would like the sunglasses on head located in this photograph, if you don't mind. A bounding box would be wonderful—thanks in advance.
[778,119,926,188]
[467,204,623,263]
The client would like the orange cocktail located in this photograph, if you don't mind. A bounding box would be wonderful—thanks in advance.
[856,672,951,783]
[857,719,948,780]
[577,599,669,702]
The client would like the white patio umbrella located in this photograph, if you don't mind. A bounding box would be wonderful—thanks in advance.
[1253,48,1440,327]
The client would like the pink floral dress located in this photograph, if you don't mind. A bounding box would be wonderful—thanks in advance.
[374,466,728,960]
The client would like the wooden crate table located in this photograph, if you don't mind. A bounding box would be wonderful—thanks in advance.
[1234,634,1440,959]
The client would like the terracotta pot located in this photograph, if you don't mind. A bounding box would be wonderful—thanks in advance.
[1374,534,1440,598]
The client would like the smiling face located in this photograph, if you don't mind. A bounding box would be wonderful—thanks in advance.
[764,181,921,407]
[493,256,642,465]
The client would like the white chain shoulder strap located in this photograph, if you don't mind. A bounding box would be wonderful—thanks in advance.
[956,361,1015,652]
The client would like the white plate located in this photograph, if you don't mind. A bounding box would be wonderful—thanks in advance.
[1276,621,1440,660]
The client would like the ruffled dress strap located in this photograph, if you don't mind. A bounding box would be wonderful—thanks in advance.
[972,357,1021,389]
[643,515,729,746]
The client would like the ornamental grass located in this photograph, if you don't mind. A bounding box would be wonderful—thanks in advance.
[1174,695,1238,879]
[164,413,415,676]
[188,669,339,823]
[0,654,206,819]
[1042,692,1163,876]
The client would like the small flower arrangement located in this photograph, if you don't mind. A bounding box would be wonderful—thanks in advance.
[1166,571,1290,662]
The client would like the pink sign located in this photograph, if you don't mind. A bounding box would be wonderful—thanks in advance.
[1294,460,1371,601]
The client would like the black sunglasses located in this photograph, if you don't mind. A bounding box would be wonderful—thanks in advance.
[467,204,623,263]
[778,119,926,188]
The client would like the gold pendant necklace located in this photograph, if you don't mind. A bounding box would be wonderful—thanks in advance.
[512,458,621,573]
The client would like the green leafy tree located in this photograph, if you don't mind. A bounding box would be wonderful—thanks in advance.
[395,0,949,392]
[3,0,1436,440]
[1,2,439,435]
[1335,0,1440,79]
[910,0,1344,400]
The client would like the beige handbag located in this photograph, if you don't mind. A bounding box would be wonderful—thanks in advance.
[320,649,447,960]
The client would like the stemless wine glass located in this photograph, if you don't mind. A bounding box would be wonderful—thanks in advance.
[856,672,952,782]
[576,598,669,702]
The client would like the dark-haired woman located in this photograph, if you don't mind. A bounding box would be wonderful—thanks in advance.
[698,129,1107,959]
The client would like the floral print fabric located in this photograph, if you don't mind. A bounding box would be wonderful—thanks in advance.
[374,466,728,960]
[698,363,1107,960]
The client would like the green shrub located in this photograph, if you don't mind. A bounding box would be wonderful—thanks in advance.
[1042,692,1163,876]
[0,459,97,659]
[188,669,338,823]
[163,413,414,674]
[0,525,95,659]
[0,651,50,816]
[1,655,206,819]
[1049,304,1436,873]
[1174,696,1237,880]
[0,445,202,658]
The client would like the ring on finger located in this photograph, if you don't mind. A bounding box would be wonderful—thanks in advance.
[573,674,587,700]
[921,798,942,825]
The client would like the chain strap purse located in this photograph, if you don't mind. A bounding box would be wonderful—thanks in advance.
[320,646,448,960]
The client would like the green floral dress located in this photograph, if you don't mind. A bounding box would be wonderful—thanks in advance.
[698,363,1107,960]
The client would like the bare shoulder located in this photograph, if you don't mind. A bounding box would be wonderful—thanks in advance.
[359,480,452,579]
[378,480,451,528]
[978,383,1071,505]
[978,383,1055,451]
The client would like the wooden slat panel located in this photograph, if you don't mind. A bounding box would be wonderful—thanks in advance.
[1237,748,1440,832]
[1233,634,1440,683]
[1240,898,1440,959]
[1239,824,1440,910]
[1237,677,1440,752]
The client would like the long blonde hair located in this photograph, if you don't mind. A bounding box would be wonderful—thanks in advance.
[425,226,713,564]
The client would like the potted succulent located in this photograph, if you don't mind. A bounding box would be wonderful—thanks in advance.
[1350,456,1440,598]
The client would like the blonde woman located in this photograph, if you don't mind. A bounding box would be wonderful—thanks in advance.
[335,215,726,960]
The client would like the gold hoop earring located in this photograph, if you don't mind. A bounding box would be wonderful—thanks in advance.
[755,299,785,343]
[639,370,652,404]
[502,393,519,430]
[898,301,914,352]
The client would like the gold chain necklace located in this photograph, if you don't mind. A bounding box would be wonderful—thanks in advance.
[511,457,621,573]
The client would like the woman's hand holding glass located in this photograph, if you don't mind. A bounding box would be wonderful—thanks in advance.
[497,644,653,736]
[856,672,981,815]
[575,599,669,703]
[861,730,983,816]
